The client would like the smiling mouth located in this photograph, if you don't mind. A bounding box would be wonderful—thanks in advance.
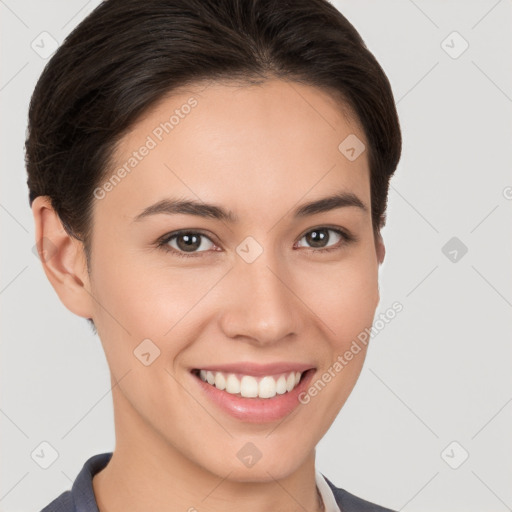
[191,368,313,399]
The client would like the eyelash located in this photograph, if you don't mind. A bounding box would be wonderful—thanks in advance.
[155,227,356,259]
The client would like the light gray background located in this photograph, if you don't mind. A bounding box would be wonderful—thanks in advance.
[1,1,511,511]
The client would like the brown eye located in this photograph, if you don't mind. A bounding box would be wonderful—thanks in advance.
[174,232,203,252]
[158,231,216,257]
[296,228,345,250]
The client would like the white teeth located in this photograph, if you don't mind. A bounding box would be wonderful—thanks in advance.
[196,369,305,398]
[240,376,259,398]
[286,372,295,392]
[214,372,226,391]
[276,375,287,395]
[259,376,277,398]
[226,373,241,394]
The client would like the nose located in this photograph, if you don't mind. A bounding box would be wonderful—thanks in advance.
[218,250,304,346]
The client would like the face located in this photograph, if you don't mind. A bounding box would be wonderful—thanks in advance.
[49,79,384,481]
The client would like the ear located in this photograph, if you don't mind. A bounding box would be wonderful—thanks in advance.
[375,231,385,265]
[31,196,94,319]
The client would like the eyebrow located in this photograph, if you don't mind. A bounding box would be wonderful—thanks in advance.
[132,191,368,223]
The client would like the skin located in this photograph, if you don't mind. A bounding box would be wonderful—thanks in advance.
[32,79,385,512]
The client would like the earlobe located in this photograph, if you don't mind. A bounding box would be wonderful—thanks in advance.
[31,196,94,319]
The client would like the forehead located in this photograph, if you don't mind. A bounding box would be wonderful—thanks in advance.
[98,79,370,223]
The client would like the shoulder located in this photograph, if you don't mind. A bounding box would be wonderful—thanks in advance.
[38,452,112,512]
[39,490,74,512]
[323,475,397,512]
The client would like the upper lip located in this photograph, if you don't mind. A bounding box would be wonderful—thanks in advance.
[192,362,315,377]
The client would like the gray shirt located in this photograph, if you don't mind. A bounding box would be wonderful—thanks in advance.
[40,452,396,512]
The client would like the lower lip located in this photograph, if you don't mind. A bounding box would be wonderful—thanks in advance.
[192,369,316,423]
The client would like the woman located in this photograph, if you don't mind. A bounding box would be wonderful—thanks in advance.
[26,0,401,510]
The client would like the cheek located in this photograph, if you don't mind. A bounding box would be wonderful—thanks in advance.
[90,244,191,331]
[295,251,379,347]
[296,254,378,430]
[89,246,229,368]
